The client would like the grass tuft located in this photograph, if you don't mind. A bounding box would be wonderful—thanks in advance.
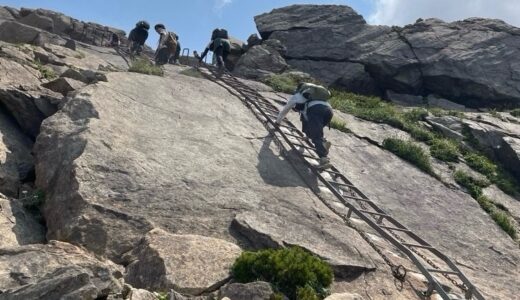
[128,58,164,76]
[429,138,460,162]
[34,59,57,80]
[329,116,349,133]
[382,138,434,175]
[510,109,520,118]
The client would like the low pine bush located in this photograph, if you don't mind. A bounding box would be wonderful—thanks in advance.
[128,58,164,76]
[232,247,333,300]
[329,117,349,133]
[382,138,434,175]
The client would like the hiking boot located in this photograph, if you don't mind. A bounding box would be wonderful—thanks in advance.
[317,157,332,170]
[324,141,332,152]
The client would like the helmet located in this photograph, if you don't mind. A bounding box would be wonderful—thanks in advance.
[136,21,150,30]
[154,23,166,30]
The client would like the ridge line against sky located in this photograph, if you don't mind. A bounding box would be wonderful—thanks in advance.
[1,0,519,53]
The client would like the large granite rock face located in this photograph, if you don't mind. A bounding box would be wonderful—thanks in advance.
[34,70,380,275]
[0,241,123,299]
[125,229,241,294]
[255,5,520,108]
[0,193,45,248]
[233,42,288,79]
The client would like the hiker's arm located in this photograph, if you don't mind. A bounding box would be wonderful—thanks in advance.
[276,94,304,124]
[199,47,210,61]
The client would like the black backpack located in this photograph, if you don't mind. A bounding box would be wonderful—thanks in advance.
[211,28,229,40]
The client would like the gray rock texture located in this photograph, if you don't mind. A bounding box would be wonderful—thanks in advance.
[219,282,274,300]
[42,77,86,95]
[255,5,520,108]
[0,241,123,299]
[0,193,45,247]
[234,42,288,79]
[125,229,241,294]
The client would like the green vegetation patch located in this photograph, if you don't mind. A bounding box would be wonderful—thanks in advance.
[34,59,57,80]
[232,247,333,300]
[429,138,460,162]
[329,116,349,133]
[511,109,520,118]
[262,72,316,94]
[128,58,164,76]
[382,138,434,175]
[454,170,516,238]
[179,67,203,78]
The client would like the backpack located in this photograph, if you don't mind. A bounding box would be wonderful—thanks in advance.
[294,83,331,111]
[136,21,150,30]
[211,28,229,40]
[164,32,178,51]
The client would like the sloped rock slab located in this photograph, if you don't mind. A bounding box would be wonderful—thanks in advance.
[0,241,123,299]
[125,229,241,294]
[325,293,364,300]
[0,193,44,248]
[42,77,86,95]
[219,281,274,300]
[232,211,377,278]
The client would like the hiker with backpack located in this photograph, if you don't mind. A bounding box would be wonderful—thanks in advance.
[199,28,231,70]
[275,83,334,170]
[128,21,149,56]
[169,34,181,65]
[154,24,178,65]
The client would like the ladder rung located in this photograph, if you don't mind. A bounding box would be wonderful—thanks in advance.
[322,169,342,176]
[380,225,411,233]
[291,143,315,150]
[284,132,307,140]
[301,154,319,160]
[327,181,355,188]
[343,195,373,203]
[359,210,388,217]
[426,269,460,276]
[403,243,435,250]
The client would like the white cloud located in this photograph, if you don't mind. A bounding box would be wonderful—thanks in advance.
[368,0,520,27]
[213,0,233,16]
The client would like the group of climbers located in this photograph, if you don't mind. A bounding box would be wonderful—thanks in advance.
[124,21,333,169]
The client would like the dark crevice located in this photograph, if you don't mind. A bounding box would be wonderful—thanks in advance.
[391,28,425,93]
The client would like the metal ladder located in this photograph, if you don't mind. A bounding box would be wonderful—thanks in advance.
[200,67,485,300]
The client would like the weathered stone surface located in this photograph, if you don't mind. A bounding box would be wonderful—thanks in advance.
[325,293,364,300]
[425,115,466,141]
[386,90,424,106]
[255,5,520,108]
[0,193,44,248]
[0,7,15,20]
[19,12,54,32]
[34,71,378,277]
[0,20,65,46]
[426,94,468,111]
[234,43,288,79]
[42,77,86,95]
[219,281,274,300]
[246,33,262,49]
[232,211,377,277]
[128,288,157,300]
[498,136,520,179]
[61,67,89,83]
[0,241,123,298]
[125,229,241,294]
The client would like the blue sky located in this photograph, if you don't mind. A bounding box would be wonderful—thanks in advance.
[1,0,518,53]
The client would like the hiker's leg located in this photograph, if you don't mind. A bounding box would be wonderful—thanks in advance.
[214,46,225,68]
[306,108,327,158]
[155,48,169,65]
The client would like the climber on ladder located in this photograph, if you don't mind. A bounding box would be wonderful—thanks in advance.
[198,28,231,72]
[275,83,334,170]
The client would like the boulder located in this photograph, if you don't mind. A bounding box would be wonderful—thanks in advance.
[255,5,520,108]
[0,193,45,248]
[125,229,241,294]
[497,136,520,180]
[425,116,466,141]
[128,288,157,300]
[61,68,89,83]
[218,282,274,300]
[426,94,468,111]
[19,12,54,32]
[233,44,288,79]
[0,241,123,298]
[386,91,424,106]
[232,211,377,278]
[42,77,86,95]
[0,7,15,20]
[0,20,65,46]
[224,36,246,71]
[246,33,262,49]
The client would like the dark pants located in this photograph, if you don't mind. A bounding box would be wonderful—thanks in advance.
[302,105,333,158]
[155,48,173,65]
[213,38,231,69]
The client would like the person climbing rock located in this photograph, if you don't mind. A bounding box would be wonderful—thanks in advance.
[154,24,178,65]
[275,83,333,169]
[108,32,120,48]
[128,21,149,57]
[198,28,231,71]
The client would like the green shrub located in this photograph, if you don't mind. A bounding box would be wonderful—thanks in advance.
[491,210,517,238]
[453,170,489,198]
[34,59,57,80]
[329,117,349,133]
[403,108,428,122]
[382,138,434,175]
[405,124,436,142]
[476,195,494,213]
[430,139,460,162]
[464,152,519,196]
[128,58,164,76]
[463,153,497,177]
[232,247,333,300]
[296,285,320,300]
[263,73,316,94]
[510,109,520,118]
